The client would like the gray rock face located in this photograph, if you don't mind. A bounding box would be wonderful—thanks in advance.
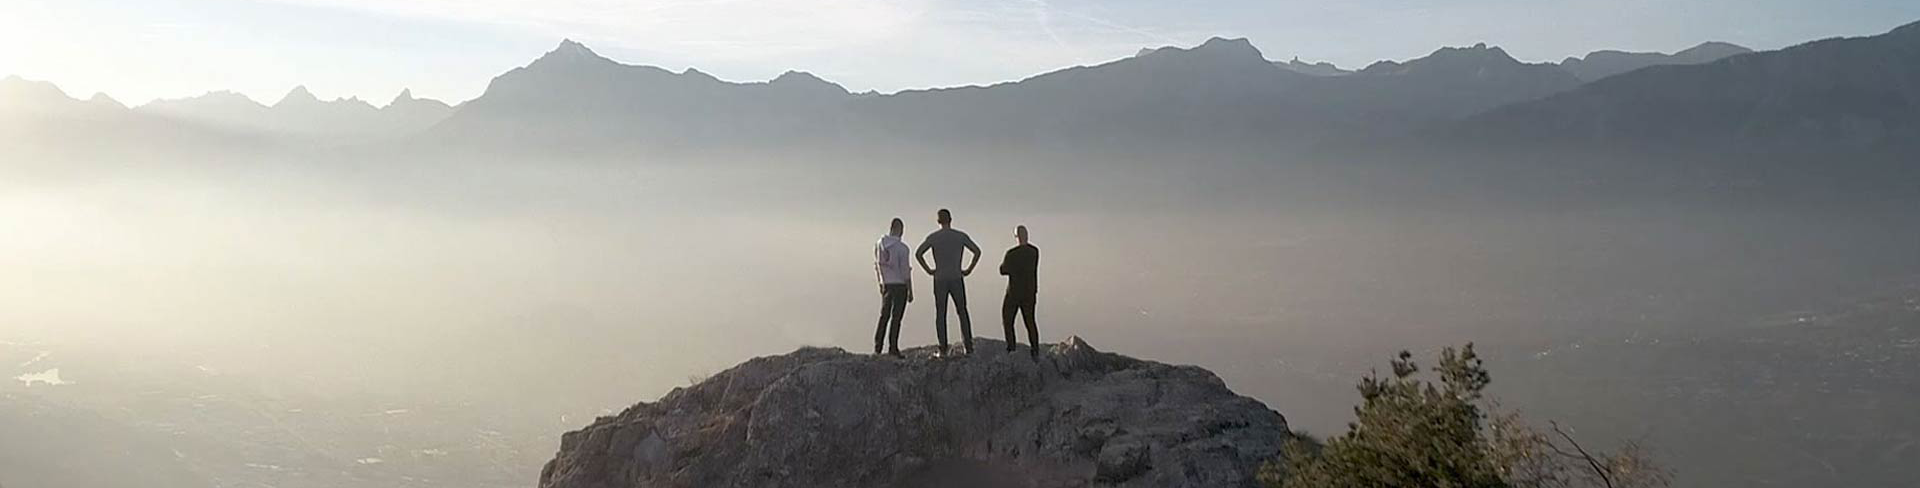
[539,337,1289,488]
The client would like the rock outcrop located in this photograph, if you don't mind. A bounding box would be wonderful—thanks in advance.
[539,337,1289,488]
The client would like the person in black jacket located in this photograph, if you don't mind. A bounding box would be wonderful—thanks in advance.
[999,225,1041,359]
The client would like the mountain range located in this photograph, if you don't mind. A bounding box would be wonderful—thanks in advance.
[427,39,856,150]
[7,21,1920,488]
[1,76,452,144]
[1418,21,1920,202]
[140,86,452,141]
[2,33,1757,148]
[1462,23,1920,153]
[0,76,128,119]
[420,35,1748,152]
[5,20,1918,178]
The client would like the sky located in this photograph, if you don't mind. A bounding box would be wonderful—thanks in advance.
[2,0,1918,106]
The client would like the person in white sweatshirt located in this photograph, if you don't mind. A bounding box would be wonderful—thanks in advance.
[873,217,914,358]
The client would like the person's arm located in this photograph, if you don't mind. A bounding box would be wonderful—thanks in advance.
[1029,247,1039,281]
[999,248,1013,276]
[962,235,982,276]
[897,246,914,300]
[915,240,935,275]
[875,244,887,294]
[1030,248,1040,293]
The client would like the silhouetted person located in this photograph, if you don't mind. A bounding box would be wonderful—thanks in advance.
[999,225,1041,360]
[916,208,981,356]
[873,218,913,358]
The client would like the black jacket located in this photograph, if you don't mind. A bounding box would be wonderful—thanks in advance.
[999,244,1040,297]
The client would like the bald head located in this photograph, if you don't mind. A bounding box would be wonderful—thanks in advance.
[1015,225,1029,244]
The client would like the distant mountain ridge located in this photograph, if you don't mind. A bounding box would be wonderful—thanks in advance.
[3,23,1904,162]
[1276,57,1352,76]
[1558,41,1753,81]
[428,36,1644,151]
[1323,43,1584,122]
[3,74,452,144]
[1386,20,1920,203]
[1,76,119,116]
[427,39,855,148]
[1460,21,1920,152]
[138,85,453,141]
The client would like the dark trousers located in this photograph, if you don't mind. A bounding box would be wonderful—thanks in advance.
[1002,293,1038,352]
[874,284,908,353]
[933,279,972,351]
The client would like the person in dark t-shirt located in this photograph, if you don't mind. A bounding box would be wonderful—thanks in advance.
[915,209,982,356]
[999,225,1041,360]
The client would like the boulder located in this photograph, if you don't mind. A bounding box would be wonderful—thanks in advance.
[538,337,1289,488]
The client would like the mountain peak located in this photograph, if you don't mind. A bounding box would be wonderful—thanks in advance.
[0,75,63,93]
[1127,37,1268,68]
[767,70,850,96]
[680,67,720,82]
[771,70,825,84]
[1358,42,1526,77]
[200,90,262,105]
[392,88,414,103]
[0,75,76,108]
[1419,43,1518,67]
[1437,42,1512,60]
[1674,41,1752,60]
[1193,36,1264,58]
[277,85,320,106]
[87,92,125,109]
[534,39,612,66]
[1687,41,1748,51]
[1277,56,1352,76]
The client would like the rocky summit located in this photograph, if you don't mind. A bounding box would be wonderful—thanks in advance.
[538,337,1290,488]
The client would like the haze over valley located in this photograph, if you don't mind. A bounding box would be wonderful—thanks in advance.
[5,15,1920,488]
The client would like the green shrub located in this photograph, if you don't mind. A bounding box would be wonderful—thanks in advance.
[1267,344,1669,488]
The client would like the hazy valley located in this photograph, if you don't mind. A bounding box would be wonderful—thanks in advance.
[5,18,1920,488]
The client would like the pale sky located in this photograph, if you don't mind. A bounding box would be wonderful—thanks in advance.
[3,0,1917,106]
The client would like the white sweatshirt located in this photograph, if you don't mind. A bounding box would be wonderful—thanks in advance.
[874,235,914,285]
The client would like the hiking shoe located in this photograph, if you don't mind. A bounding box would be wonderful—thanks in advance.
[890,350,905,359]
